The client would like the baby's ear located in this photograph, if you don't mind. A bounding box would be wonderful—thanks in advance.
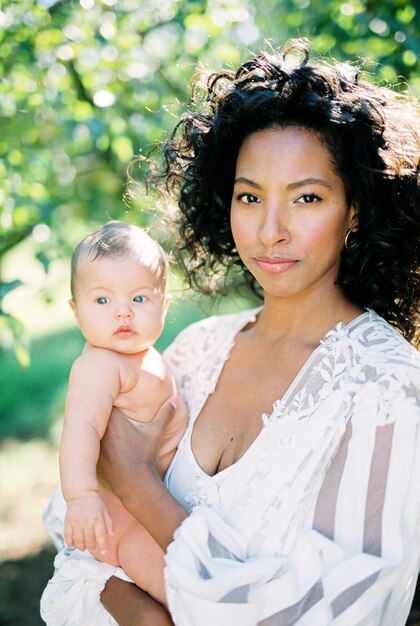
[164,293,172,312]
[68,298,78,319]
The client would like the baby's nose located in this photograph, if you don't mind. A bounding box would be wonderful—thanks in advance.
[115,304,133,318]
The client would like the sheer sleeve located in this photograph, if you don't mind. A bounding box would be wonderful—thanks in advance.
[163,363,420,626]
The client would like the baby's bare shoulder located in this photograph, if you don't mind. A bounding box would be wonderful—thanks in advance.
[71,345,121,376]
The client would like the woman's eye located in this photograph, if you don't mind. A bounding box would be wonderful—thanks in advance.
[133,295,145,303]
[96,297,109,305]
[297,193,321,204]
[237,192,260,204]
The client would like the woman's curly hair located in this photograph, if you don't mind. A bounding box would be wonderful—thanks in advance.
[162,39,420,345]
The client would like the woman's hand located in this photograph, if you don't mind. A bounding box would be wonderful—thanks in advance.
[98,396,178,497]
[98,396,188,551]
[101,576,175,626]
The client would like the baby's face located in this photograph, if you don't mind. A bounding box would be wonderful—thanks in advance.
[70,255,168,354]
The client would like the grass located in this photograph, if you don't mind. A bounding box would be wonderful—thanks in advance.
[0,439,60,625]
[0,544,57,626]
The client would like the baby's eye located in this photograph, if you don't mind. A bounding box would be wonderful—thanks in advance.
[96,297,109,305]
[296,193,321,204]
[133,295,146,303]
[237,192,260,204]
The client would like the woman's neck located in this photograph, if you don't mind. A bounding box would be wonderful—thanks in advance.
[251,287,363,345]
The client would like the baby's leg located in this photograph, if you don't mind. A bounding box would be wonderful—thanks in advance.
[90,488,166,605]
[89,489,132,566]
[118,524,166,606]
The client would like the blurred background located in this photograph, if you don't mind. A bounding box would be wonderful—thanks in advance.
[0,0,419,623]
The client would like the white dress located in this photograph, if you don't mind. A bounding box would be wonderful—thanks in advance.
[41,308,420,626]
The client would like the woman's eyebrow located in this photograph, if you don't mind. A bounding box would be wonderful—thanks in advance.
[287,177,332,190]
[234,176,333,190]
[233,176,262,189]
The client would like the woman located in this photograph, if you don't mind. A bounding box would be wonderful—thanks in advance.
[41,40,420,625]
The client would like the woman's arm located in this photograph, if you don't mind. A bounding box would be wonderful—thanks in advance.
[101,577,174,626]
[96,399,187,624]
[41,398,186,626]
[98,397,188,551]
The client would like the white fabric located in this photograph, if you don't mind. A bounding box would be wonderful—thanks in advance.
[40,490,131,626]
[41,307,420,626]
[164,413,237,511]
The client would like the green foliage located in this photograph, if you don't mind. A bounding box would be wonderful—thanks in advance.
[254,0,420,87]
[0,327,83,440]
[0,281,30,366]
[0,0,419,363]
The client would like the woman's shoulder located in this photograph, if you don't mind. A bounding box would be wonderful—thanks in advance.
[343,311,419,394]
[348,310,419,363]
[163,306,261,395]
[166,306,262,353]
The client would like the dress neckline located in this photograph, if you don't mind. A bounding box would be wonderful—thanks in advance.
[189,308,372,479]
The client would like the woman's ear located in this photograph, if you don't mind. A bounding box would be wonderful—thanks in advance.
[348,205,359,232]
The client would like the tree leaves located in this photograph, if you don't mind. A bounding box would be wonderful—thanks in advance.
[0,0,418,362]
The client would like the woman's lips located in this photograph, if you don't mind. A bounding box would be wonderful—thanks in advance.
[254,256,297,275]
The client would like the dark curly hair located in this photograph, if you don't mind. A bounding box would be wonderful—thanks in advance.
[162,39,420,345]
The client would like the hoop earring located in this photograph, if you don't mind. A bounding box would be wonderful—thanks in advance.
[344,229,354,251]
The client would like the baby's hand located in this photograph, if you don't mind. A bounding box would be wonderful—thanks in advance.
[64,493,114,554]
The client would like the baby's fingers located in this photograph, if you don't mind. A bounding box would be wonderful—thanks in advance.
[93,516,110,554]
[64,518,87,551]
[82,520,100,551]
[64,522,75,548]
[72,524,87,552]
[104,509,114,537]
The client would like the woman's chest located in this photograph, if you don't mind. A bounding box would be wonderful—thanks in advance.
[191,339,314,476]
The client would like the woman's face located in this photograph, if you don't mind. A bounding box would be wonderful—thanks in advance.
[230,126,356,301]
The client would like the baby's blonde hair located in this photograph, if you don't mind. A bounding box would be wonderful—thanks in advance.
[71,221,168,298]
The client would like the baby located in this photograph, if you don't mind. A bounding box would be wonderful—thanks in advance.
[60,220,187,605]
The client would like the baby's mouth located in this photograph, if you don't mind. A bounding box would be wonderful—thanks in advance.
[114,325,136,336]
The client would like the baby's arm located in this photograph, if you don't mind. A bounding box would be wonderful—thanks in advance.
[60,348,121,553]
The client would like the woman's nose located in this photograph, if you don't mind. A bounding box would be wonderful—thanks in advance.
[258,206,290,247]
